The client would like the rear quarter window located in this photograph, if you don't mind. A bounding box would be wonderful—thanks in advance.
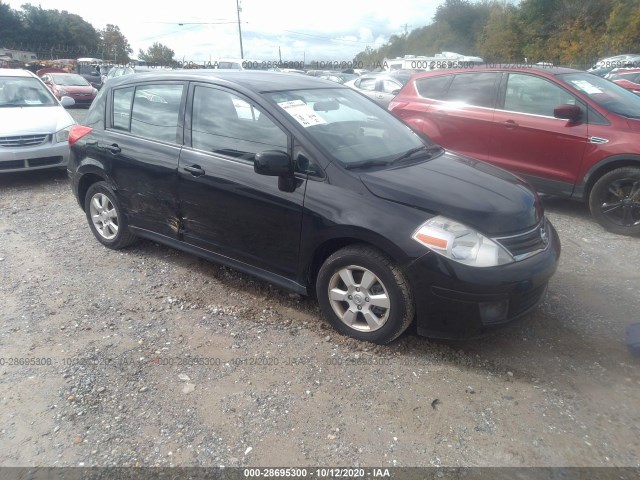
[85,87,107,129]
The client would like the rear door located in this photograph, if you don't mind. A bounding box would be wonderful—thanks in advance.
[101,81,186,237]
[177,83,306,280]
[490,72,588,196]
[424,72,500,160]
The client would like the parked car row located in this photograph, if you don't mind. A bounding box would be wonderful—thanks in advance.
[3,64,639,343]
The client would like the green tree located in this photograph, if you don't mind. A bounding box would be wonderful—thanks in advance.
[0,3,24,47]
[99,24,132,63]
[16,3,100,58]
[138,42,175,65]
[477,2,523,62]
[602,0,640,55]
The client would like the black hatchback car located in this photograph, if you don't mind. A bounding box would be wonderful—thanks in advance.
[68,71,560,344]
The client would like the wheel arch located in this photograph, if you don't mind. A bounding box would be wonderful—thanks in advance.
[76,167,110,211]
[303,228,409,293]
[577,154,640,201]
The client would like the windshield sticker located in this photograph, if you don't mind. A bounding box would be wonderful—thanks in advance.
[571,80,603,95]
[277,100,327,127]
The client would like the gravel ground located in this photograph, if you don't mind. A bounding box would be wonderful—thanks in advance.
[0,108,639,468]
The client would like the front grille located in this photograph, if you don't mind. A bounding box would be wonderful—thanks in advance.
[494,219,549,260]
[0,134,49,148]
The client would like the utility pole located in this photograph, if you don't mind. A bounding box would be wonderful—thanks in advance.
[236,0,244,59]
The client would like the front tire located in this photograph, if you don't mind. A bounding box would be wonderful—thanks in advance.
[84,181,137,249]
[589,167,640,236]
[316,245,414,344]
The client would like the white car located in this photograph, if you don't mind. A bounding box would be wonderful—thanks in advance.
[0,69,75,172]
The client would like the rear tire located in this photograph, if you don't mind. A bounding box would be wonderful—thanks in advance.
[84,181,137,249]
[316,245,414,344]
[589,167,640,236]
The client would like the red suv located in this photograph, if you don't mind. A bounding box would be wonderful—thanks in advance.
[389,67,640,236]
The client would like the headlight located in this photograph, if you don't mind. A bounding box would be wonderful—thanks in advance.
[55,125,73,143]
[412,216,514,267]
[58,89,69,96]
[92,88,98,95]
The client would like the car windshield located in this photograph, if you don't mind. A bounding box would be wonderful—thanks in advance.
[52,74,90,86]
[265,88,436,168]
[559,72,640,119]
[0,76,57,107]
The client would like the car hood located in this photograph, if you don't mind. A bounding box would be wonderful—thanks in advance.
[0,105,74,135]
[359,151,543,235]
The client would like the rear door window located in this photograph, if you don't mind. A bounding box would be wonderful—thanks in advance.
[130,84,184,143]
[358,78,376,91]
[381,79,401,93]
[443,72,500,108]
[415,75,453,100]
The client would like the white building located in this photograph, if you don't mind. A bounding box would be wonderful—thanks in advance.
[0,48,38,63]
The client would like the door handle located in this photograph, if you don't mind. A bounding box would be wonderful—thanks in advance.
[502,120,518,129]
[105,144,121,154]
[184,164,205,177]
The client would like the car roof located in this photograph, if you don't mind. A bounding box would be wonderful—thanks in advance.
[106,70,344,92]
[410,65,582,80]
[0,68,37,78]
[611,68,640,74]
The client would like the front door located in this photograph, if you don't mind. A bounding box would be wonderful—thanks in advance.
[490,72,588,196]
[177,83,306,280]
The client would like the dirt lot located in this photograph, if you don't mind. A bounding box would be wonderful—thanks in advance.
[0,109,639,468]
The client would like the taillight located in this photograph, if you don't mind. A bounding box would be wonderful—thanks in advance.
[69,125,93,146]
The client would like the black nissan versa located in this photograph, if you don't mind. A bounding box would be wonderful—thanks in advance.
[68,71,560,344]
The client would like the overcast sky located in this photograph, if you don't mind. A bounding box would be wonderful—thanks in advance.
[4,0,446,62]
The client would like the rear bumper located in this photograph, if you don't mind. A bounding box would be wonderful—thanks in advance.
[405,220,561,339]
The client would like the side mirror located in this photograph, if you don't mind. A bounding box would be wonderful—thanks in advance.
[554,104,582,122]
[60,96,75,108]
[254,150,292,176]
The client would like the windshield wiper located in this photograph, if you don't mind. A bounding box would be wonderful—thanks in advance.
[343,159,394,170]
[390,145,441,164]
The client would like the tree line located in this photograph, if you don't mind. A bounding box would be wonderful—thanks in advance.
[354,0,640,69]
[0,3,175,64]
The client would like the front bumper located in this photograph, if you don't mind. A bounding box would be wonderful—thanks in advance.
[0,140,69,173]
[405,220,561,339]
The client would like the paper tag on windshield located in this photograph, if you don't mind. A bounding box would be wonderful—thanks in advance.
[278,100,326,127]
[571,80,603,95]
